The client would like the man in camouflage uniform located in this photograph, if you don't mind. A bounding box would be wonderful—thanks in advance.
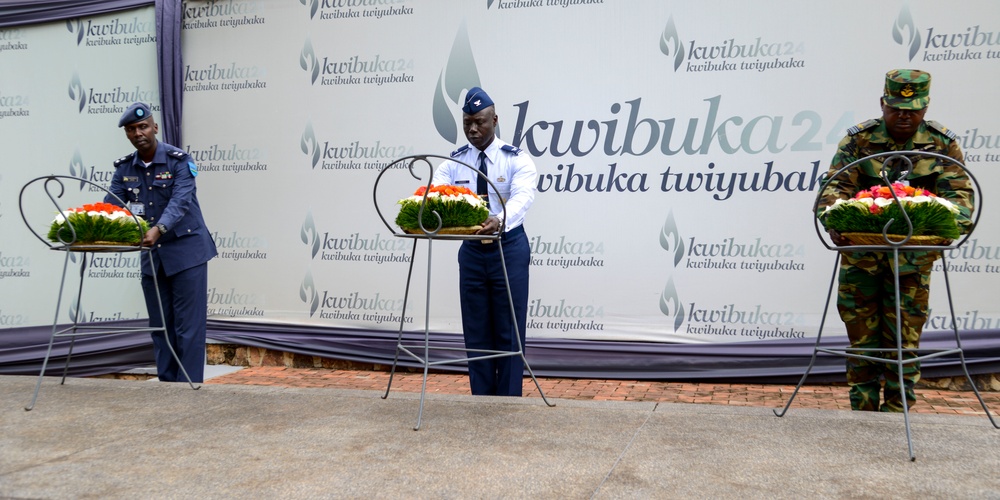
[818,69,974,412]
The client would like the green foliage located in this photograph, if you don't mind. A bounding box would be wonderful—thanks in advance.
[821,201,961,239]
[396,197,488,230]
[48,213,150,245]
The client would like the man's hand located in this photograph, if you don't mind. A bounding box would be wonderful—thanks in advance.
[141,227,161,247]
[477,216,501,235]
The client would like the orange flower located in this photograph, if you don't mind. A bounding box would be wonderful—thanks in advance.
[412,184,478,197]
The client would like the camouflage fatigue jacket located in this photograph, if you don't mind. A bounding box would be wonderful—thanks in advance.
[817,119,975,271]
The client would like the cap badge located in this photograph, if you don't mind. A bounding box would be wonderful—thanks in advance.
[900,84,914,98]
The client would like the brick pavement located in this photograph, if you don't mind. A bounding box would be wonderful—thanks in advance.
[206,366,1000,417]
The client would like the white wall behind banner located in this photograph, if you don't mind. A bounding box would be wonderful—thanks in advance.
[3,1,998,345]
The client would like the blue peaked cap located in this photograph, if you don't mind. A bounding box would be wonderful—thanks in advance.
[118,102,153,127]
[462,87,494,114]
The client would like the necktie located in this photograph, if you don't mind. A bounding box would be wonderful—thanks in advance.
[476,151,489,202]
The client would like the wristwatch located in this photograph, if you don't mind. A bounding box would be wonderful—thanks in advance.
[155,223,168,235]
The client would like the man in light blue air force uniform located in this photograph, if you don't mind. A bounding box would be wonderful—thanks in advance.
[106,102,218,383]
[432,87,538,396]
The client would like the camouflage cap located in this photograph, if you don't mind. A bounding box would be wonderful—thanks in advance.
[882,69,931,110]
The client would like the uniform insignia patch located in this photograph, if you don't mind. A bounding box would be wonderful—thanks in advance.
[500,144,521,155]
[847,119,879,136]
[926,120,957,140]
[114,153,135,167]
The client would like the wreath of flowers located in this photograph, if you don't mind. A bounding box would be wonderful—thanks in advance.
[395,184,489,231]
[820,182,961,239]
[48,202,150,245]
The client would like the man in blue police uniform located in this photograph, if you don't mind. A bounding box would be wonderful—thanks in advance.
[432,87,538,396]
[105,102,218,383]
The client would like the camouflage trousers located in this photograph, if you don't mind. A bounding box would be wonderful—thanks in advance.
[837,251,937,412]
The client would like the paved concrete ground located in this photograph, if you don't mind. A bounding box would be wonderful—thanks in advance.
[2,374,999,498]
[206,365,1000,416]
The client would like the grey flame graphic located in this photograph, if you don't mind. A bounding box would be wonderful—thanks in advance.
[300,37,320,85]
[68,150,87,191]
[486,0,497,8]
[300,122,320,169]
[433,21,481,144]
[300,211,320,259]
[659,15,684,71]
[299,271,320,317]
[65,19,84,45]
[299,0,319,19]
[67,72,86,113]
[659,278,685,332]
[68,298,82,323]
[658,211,684,266]
[892,5,921,61]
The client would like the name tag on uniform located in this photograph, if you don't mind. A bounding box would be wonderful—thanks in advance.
[456,180,470,185]
[123,176,138,182]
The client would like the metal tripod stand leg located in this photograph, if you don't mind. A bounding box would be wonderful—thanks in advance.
[938,255,998,429]
[383,241,419,400]
[147,254,199,390]
[774,253,841,417]
[26,251,75,411]
[497,239,554,408]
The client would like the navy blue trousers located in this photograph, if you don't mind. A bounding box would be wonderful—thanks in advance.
[457,225,530,396]
[141,262,208,383]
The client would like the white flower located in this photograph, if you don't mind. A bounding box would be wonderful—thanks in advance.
[873,197,893,208]
[933,197,960,213]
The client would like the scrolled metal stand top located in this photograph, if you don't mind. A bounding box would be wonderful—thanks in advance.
[372,154,509,241]
[19,174,149,253]
[812,150,982,253]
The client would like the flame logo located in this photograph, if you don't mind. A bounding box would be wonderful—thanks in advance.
[68,150,87,191]
[299,37,320,85]
[299,0,319,19]
[299,271,320,317]
[300,122,320,169]
[65,19,84,45]
[658,211,685,266]
[433,21,481,144]
[68,298,83,323]
[659,15,684,71]
[892,5,921,61]
[486,0,497,8]
[300,211,320,259]
[659,278,685,332]
[67,72,86,113]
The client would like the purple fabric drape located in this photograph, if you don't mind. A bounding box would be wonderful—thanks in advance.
[2,320,998,383]
[0,0,152,27]
[154,0,183,146]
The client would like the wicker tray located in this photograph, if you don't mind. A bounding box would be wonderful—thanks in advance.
[841,232,950,246]
[402,225,483,235]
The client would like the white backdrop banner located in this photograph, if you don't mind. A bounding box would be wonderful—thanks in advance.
[2,1,998,345]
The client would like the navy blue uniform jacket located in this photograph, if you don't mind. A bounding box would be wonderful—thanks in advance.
[105,141,217,276]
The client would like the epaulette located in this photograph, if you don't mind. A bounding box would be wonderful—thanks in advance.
[500,144,522,155]
[167,149,189,160]
[925,120,957,140]
[113,152,135,168]
[450,144,469,158]
[847,119,879,136]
